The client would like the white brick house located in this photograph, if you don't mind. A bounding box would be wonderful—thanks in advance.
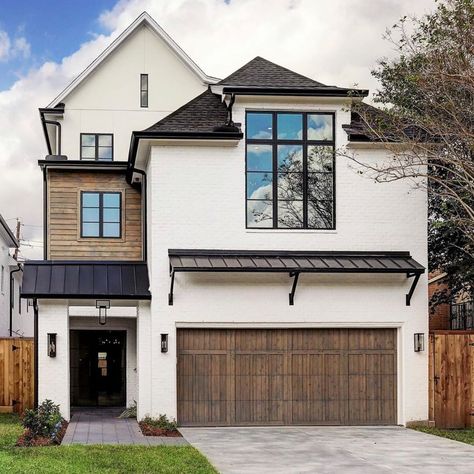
[22,12,428,426]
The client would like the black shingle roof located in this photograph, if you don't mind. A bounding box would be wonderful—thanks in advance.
[143,89,240,135]
[218,56,330,89]
[21,261,151,299]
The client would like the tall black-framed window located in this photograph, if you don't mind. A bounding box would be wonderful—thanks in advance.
[140,74,148,108]
[80,134,114,161]
[81,192,121,238]
[246,111,335,229]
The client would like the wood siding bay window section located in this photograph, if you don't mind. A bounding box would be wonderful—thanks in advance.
[47,170,142,261]
[81,191,122,238]
[168,249,425,306]
[246,111,336,230]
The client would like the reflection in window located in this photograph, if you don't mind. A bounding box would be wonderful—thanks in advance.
[80,134,113,161]
[81,192,121,238]
[246,112,335,229]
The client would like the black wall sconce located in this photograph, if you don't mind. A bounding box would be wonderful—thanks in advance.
[161,334,168,353]
[96,300,110,326]
[47,333,57,357]
[414,333,425,352]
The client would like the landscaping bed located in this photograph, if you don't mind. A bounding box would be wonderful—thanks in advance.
[139,415,182,437]
[0,413,217,473]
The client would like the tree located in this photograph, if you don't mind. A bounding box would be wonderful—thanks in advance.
[343,0,474,304]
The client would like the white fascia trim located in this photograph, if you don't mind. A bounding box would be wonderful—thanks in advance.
[47,12,219,108]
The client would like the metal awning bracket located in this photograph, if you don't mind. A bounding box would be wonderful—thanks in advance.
[289,271,300,306]
[168,270,175,306]
[406,272,421,306]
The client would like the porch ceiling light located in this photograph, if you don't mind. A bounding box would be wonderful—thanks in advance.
[414,333,425,352]
[96,300,110,326]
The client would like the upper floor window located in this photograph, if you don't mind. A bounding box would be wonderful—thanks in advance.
[246,111,335,229]
[140,74,148,108]
[80,134,113,161]
[81,192,121,238]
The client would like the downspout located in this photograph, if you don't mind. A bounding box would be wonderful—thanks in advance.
[42,167,48,259]
[9,264,22,337]
[33,298,38,409]
[226,93,236,126]
[39,109,62,155]
[132,168,147,262]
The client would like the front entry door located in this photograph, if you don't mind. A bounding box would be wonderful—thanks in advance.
[70,330,126,407]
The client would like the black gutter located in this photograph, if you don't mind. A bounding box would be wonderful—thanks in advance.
[21,293,152,300]
[132,168,147,262]
[33,299,38,409]
[221,86,369,97]
[38,160,128,169]
[169,249,415,257]
[39,106,64,156]
[9,264,22,337]
[126,130,243,183]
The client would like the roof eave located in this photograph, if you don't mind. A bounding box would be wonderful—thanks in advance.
[0,215,19,248]
[222,86,369,97]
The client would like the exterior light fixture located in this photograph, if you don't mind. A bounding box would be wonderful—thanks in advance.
[27,298,34,307]
[161,334,168,353]
[96,300,110,326]
[47,333,57,357]
[414,333,425,352]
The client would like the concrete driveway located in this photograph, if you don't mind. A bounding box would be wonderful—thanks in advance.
[180,426,474,474]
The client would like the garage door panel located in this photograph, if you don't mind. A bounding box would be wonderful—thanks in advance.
[177,329,397,426]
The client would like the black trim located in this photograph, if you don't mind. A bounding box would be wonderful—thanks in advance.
[39,106,64,156]
[80,191,122,239]
[245,111,335,230]
[33,299,38,409]
[39,159,127,169]
[43,166,48,258]
[223,86,369,97]
[9,264,22,337]
[140,74,148,108]
[126,130,243,183]
[131,168,147,262]
[80,133,114,161]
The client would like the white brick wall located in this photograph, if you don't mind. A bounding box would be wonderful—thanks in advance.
[144,99,428,424]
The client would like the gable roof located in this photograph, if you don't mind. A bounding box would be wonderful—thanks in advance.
[218,56,368,97]
[47,12,219,108]
[0,214,18,248]
[143,89,236,135]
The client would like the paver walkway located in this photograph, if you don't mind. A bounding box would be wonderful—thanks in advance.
[181,425,474,474]
[62,408,187,446]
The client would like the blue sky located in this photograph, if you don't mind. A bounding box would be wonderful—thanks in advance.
[0,0,116,89]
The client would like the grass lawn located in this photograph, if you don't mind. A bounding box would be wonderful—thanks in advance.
[411,425,474,445]
[0,414,217,474]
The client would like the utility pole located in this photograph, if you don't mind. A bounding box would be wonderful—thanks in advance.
[13,218,20,260]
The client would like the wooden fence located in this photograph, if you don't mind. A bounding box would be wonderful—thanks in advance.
[0,338,34,414]
[429,331,474,428]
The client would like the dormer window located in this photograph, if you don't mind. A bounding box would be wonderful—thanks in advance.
[80,134,113,161]
[246,111,335,230]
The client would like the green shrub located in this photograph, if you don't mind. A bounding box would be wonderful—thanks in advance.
[141,414,178,431]
[22,399,64,442]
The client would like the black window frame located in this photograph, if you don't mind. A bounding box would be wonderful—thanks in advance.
[80,191,122,239]
[245,110,336,230]
[80,133,114,161]
[140,74,148,108]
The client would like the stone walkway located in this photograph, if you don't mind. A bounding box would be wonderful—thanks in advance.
[62,408,188,446]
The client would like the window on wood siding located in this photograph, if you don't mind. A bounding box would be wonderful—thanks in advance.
[80,134,113,161]
[81,192,121,238]
[246,111,335,229]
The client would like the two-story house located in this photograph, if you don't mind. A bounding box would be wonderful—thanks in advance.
[22,12,428,426]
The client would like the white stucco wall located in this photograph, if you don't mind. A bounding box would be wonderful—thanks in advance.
[56,24,207,161]
[144,98,428,425]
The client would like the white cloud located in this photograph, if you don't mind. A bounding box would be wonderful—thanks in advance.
[0,0,436,259]
[0,30,31,61]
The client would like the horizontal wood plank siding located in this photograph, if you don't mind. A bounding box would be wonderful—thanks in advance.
[47,170,143,260]
[177,328,397,426]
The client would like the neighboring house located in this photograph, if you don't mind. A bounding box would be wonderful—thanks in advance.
[22,12,428,425]
[0,215,29,337]
[428,271,450,330]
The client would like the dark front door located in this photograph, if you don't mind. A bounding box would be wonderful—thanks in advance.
[70,330,126,407]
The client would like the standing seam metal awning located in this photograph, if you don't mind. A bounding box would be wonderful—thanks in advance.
[168,249,425,306]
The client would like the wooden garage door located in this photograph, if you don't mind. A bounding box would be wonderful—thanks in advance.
[177,328,397,426]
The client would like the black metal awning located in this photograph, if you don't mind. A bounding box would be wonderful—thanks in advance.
[168,249,425,306]
[21,261,151,300]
